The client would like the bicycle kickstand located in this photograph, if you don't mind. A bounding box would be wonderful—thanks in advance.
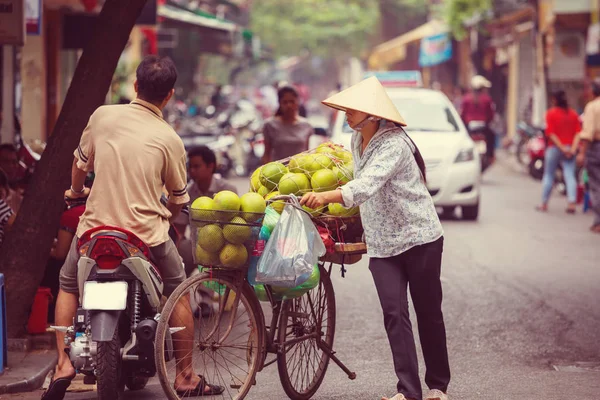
[319,341,356,380]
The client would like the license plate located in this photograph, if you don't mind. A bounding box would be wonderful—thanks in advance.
[82,281,128,311]
[476,141,487,154]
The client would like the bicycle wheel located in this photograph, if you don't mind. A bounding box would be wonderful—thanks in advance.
[155,271,264,400]
[277,264,336,400]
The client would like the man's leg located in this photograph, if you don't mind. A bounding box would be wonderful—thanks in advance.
[53,238,80,380]
[586,144,600,228]
[152,239,217,392]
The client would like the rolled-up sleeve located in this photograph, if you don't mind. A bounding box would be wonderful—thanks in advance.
[164,146,191,205]
[74,117,95,172]
[340,137,405,207]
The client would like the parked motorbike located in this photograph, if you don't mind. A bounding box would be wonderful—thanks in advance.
[51,223,178,398]
[467,121,492,172]
[515,122,544,166]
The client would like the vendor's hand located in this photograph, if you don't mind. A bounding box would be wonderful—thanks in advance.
[576,152,586,167]
[64,187,90,201]
[300,192,328,209]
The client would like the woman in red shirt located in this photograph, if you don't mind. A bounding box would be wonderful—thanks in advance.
[537,91,580,213]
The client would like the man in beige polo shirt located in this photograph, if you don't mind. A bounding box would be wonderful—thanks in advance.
[44,56,223,399]
[579,81,600,233]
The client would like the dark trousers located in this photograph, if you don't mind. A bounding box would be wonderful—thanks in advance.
[586,142,600,227]
[369,237,450,399]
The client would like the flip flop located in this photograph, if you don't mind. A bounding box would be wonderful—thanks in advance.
[535,205,548,212]
[40,373,76,400]
[175,375,225,397]
[566,207,576,214]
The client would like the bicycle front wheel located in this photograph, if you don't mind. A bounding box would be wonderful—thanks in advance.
[277,264,336,400]
[155,271,264,400]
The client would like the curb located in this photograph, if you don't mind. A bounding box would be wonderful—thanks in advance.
[0,354,57,395]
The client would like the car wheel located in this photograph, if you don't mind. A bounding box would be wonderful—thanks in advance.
[462,202,479,221]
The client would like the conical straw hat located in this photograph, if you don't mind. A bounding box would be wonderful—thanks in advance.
[322,76,406,126]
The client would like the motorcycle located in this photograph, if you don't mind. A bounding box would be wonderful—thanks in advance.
[51,221,178,398]
[515,122,544,166]
[467,120,493,172]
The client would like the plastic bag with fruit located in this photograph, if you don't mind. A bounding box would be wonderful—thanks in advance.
[256,197,326,287]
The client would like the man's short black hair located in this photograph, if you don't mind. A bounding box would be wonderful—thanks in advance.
[136,56,178,104]
[188,146,217,173]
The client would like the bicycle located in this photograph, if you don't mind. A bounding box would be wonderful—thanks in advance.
[154,195,362,399]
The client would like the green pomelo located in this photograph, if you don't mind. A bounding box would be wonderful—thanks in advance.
[220,244,248,268]
[223,216,252,244]
[259,162,288,190]
[213,190,241,221]
[278,173,311,196]
[240,192,267,222]
[265,191,285,214]
[257,185,270,197]
[195,245,221,267]
[334,149,353,163]
[302,204,327,217]
[332,165,353,185]
[328,203,359,217]
[190,196,217,222]
[250,167,262,192]
[311,169,339,192]
[198,224,225,252]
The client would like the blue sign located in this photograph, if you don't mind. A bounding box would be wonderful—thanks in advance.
[419,33,452,67]
[363,71,423,87]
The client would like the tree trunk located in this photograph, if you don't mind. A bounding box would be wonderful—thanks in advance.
[0,0,148,338]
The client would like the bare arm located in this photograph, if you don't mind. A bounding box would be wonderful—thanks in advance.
[71,158,88,192]
[167,203,184,223]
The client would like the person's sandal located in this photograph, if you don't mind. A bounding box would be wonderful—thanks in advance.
[566,207,576,214]
[535,205,548,212]
[40,373,76,400]
[175,375,225,397]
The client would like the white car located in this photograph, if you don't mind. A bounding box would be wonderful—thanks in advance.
[330,87,481,220]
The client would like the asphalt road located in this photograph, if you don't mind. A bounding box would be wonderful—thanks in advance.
[8,158,600,400]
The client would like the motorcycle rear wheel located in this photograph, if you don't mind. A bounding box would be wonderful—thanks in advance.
[96,327,125,399]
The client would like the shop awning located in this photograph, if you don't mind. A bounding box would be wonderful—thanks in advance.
[157,4,237,32]
[368,20,448,70]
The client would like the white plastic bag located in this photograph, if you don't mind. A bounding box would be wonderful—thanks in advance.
[256,197,326,288]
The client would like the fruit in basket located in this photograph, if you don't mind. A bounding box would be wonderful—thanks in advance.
[333,150,353,164]
[278,173,311,196]
[311,169,339,192]
[214,190,241,221]
[316,145,336,156]
[265,191,285,214]
[288,154,311,173]
[260,162,288,190]
[257,185,270,197]
[312,154,334,170]
[190,196,217,222]
[223,216,252,244]
[195,245,221,266]
[302,204,327,217]
[220,243,248,268]
[328,203,359,217]
[198,224,226,252]
[333,164,353,185]
[240,192,267,221]
[250,167,262,192]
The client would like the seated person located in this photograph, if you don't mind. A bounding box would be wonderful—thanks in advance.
[174,146,237,276]
[0,169,16,247]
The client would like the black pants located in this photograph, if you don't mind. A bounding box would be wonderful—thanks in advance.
[369,237,450,399]
[484,127,496,158]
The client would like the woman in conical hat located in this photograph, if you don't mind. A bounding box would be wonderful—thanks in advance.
[301,77,450,400]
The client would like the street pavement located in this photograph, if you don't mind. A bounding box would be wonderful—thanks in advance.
[5,158,600,399]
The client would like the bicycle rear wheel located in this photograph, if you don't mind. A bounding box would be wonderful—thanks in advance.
[277,264,336,400]
[155,271,264,400]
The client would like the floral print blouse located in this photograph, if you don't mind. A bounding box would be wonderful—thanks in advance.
[340,122,443,258]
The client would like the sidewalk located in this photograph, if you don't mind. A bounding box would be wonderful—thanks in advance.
[0,351,56,395]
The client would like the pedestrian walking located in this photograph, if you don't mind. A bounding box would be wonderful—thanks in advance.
[536,91,580,213]
[300,77,450,400]
[578,81,600,233]
[262,85,314,163]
